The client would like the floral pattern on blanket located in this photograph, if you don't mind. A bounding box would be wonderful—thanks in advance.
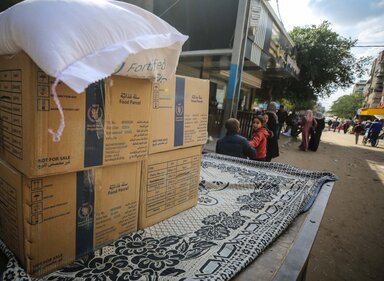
[0,153,336,281]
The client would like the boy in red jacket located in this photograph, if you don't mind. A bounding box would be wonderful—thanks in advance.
[249,115,270,161]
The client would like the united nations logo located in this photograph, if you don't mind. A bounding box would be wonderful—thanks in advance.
[176,104,184,116]
[78,203,93,219]
[87,104,104,122]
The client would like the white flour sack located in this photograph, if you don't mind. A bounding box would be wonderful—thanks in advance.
[0,0,188,141]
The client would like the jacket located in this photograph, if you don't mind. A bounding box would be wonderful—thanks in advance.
[368,121,383,134]
[249,127,269,159]
[216,133,256,159]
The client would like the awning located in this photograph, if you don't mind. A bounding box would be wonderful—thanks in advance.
[357,108,384,116]
[357,108,384,120]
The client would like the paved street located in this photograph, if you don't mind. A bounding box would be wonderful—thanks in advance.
[308,132,382,281]
[207,130,384,280]
[275,131,383,281]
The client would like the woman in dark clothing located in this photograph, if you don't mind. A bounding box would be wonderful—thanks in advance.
[265,102,279,161]
[308,112,325,151]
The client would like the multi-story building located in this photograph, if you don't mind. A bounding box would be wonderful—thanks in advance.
[353,80,366,95]
[359,50,384,116]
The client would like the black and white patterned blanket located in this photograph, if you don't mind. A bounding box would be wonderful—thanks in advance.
[0,153,337,281]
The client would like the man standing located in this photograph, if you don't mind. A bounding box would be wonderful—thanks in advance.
[352,121,364,144]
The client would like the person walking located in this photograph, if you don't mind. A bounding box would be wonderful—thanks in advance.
[299,110,317,151]
[352,121,364,144]
[343,120,350,134]
[308,112,325,151]
[333,120,340,132]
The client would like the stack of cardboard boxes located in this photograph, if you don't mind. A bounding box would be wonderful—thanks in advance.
[0,52,209,276]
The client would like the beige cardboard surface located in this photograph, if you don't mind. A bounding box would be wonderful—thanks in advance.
[0,52,150,177]
[149,76,209,154]
[139,146,202,229]
[0,159,24,263]
[0,159,140,276]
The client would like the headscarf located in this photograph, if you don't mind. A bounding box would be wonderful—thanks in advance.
[304,110,314,122]
[267,102,278,123]
[267,102,277,112]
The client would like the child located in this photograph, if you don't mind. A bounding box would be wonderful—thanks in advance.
[249,115,269,161]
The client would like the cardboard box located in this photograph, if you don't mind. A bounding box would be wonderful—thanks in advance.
[149,76,209,154]
[139,146,202,229]
[0,159,141,276]
[0,52,151,177]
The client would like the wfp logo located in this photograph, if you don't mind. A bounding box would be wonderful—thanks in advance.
[87,104,104,123]
[78,203,93,219]
[176,103,184,116]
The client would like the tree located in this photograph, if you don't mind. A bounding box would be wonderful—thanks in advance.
[329,92,364,118]
[286,21,371,100]
[258,21,371,110]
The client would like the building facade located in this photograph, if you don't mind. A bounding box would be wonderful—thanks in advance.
[363,51,384,108]
[123,0,299,137]
[352,80,367,96]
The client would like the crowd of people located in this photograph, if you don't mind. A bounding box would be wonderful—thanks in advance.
[215,102,327,162]
[328,117,383,146]
[353,119,383,146]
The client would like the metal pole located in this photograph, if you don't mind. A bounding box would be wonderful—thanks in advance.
[220,0,251,136]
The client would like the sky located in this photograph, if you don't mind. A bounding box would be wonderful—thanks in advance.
[269,0,384,110]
